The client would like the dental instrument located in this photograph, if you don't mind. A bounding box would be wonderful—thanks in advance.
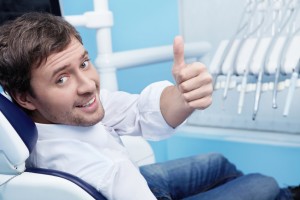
[237,0,269,114]
[279,24,300,116]
[211,0,257,89]
[272,0,299,109]
[283,58,300,116]
[252,0,290,120]
[223,0,265,101]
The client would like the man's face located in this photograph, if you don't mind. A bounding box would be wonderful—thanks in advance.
[26,38,104,126]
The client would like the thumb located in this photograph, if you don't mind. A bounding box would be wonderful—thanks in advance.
[173,35,185,72]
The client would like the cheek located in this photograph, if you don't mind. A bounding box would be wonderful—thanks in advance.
[37,90,74,111]
[90,66,100,83]
[94,76,100,88]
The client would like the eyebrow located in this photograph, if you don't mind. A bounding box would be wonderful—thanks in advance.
[51,50,89,79]
[81,50,89,59]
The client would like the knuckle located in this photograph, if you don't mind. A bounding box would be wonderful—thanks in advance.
[187,102,195,109]
[207,84,213,94]
[182,92,190,101]
[206,73,213,83]
[172,67,178,75]
[191,96,213,110]
[201,72,212,83]
[196,62,207,71]
[177,71,185,81]
[180,82,189,92]
[207,96,213,106]
[201,96,213,109]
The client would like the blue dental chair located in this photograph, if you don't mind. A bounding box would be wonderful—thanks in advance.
[0,93,107,200]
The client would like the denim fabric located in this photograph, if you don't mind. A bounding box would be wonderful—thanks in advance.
[140,153,293,200]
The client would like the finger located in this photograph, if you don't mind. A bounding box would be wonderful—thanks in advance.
[173,35,185,71]
[176,62,207,84]
[182,84,213,103]
[188,95,212,110]
[178,67,212,92]
[179,73,211,93]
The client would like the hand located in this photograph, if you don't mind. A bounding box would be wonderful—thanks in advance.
[172,36,213,110]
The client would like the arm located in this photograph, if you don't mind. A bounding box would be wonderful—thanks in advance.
[100,84,177,140]
[160,36,213,128]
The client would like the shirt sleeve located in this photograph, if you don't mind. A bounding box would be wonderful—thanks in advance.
[100,81,179,140]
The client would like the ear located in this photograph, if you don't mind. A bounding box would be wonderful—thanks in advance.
[12,92,37,111]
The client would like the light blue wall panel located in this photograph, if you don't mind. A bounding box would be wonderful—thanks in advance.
[111,0,179,93]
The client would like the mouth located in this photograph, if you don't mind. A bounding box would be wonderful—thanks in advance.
[76,97,96,108]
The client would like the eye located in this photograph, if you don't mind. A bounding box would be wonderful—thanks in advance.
[80,59,90,69]
[56,76,69,85]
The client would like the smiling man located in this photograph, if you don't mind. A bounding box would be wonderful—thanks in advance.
[0,12,299,200]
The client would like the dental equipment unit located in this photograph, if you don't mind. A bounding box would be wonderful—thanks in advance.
[211,0,300,120]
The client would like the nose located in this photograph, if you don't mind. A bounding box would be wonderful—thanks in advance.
[76,72,96,95]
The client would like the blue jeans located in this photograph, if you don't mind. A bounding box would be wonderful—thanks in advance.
[140,153,293,200]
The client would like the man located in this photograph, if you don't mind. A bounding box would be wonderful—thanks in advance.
[0,12,298,200]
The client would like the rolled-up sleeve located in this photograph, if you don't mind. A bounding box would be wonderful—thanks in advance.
[101,81,179,140]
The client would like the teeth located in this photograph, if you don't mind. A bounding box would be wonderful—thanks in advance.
[79,97,95,107]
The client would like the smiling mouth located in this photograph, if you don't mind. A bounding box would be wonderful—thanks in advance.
[76,97,96,108]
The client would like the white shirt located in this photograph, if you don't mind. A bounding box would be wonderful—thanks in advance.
[26,81,177,200]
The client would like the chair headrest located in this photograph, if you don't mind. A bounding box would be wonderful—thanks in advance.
[0,93,38,173]
[0,93,38,152]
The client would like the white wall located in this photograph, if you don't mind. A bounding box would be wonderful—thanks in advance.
[179,0,245,54]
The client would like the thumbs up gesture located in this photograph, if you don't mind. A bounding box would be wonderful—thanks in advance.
[172,36,213,110]
[160,36,212,128]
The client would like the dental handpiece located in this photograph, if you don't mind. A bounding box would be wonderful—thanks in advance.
[252,0,289,119]
[252,66,264,120]
[224,0,267,101]
[214,0,256,90]
[238,36,262,114]
[238,71,249,114]
[283,59,300,116]
[237,4,269,114]
[252,32,279,120]
[213,38,236,90]
[272,2,299,108]
[223,38,245,100]
[273,32,293,109]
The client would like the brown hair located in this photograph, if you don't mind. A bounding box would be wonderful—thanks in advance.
[0,12,82,98]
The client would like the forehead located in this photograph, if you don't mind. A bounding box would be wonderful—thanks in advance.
[35,38,85,72]
[46,39,84,64]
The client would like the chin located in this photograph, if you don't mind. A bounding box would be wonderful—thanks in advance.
[71,119,99,127]
[79,112,104,127]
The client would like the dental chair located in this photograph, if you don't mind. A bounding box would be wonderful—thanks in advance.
[0,93,107,200]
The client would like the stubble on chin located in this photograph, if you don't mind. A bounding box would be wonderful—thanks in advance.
[71,107,105,127]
